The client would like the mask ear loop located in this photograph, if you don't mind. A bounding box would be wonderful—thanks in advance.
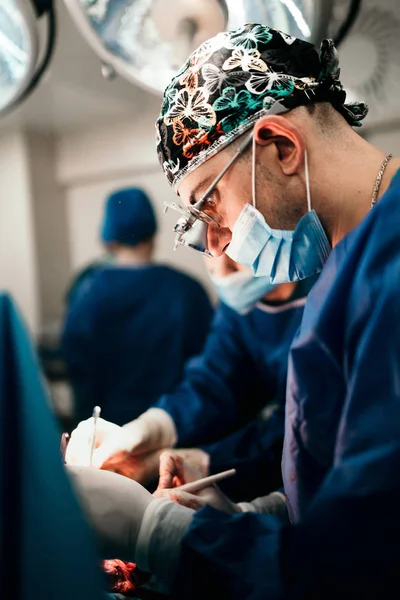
[252,131,257,208]
[304,149,312,213]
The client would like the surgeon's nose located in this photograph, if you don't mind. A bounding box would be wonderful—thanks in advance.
[207,224,232,257]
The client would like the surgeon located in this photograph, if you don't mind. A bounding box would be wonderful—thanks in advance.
[64,24,400,599]
[67,253,316,500]
[62,186,213,427]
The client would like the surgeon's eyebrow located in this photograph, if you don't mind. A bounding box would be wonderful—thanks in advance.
[188,175,218,206]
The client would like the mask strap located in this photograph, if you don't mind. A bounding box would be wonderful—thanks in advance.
[252,131,257,208]
[305,149,312,212]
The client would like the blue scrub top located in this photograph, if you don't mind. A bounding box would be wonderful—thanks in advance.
[65,259,112,307]
[62,265,213,426]
[0,293,108,599]
[173,172,400,599]
[156,278,315,500]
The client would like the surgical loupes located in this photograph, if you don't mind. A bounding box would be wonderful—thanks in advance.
[174,218,212,256]
[164,196,219,255]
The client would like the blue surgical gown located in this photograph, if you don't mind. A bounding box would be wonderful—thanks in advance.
[156,278,314,501]
[65,258,111,307]
[173,172,400,600]
[62,265,213,426]
[0,292,107,599]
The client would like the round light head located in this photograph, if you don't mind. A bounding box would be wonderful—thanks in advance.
[64,0,333,96]
[0,0,39,115]
[64,0,224,95]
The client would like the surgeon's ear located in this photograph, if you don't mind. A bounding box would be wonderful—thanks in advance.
[253,115,305,176]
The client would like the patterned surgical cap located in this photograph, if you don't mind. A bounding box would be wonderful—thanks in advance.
[156,23,368,190]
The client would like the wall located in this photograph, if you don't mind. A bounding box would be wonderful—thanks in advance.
[0,132,40,334]
[367,128,400,156]
[56,115,217,304]
[27,132,71,323]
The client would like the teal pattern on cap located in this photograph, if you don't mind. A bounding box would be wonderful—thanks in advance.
[156,24,368,190]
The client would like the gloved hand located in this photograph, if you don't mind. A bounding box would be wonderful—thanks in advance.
[65,418,123,467]
[153,451,241,514]
[166,447,210,478]
[156,449,204,489]
[67,466,193,586]
[65,408,177,468]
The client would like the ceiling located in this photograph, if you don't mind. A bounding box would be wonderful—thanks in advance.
[1,0,400,134]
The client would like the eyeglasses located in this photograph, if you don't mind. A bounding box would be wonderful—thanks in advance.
[164,128,254,256]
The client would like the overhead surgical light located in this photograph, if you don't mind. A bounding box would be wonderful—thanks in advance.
[63,0,335,96]
[0,1,363,116]
[0,0,56,116]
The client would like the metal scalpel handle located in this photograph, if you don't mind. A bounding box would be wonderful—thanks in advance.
[89,405,101,467]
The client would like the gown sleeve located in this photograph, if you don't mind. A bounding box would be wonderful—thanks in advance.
[202,408,285,501]
[156,305,268,446]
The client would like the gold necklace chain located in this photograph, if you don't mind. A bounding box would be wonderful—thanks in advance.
[370,153,393,210]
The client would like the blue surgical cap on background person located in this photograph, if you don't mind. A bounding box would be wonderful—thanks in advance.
[101,187,157,247]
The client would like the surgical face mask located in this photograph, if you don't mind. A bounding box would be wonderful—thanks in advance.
[226,135,331,283]
[210,269,275,314]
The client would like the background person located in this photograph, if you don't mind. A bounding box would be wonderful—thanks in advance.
[62,186,213,427]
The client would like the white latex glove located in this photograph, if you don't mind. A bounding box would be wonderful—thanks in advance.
[238,491,290,522]
[65,418,123,467]
[153,450,241,513]
[67,466,193,586]
[168,447,210,478]
[65,408,177,468]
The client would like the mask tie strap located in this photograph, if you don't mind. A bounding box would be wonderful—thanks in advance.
[252,131,257,208]
[305,149,312,213]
